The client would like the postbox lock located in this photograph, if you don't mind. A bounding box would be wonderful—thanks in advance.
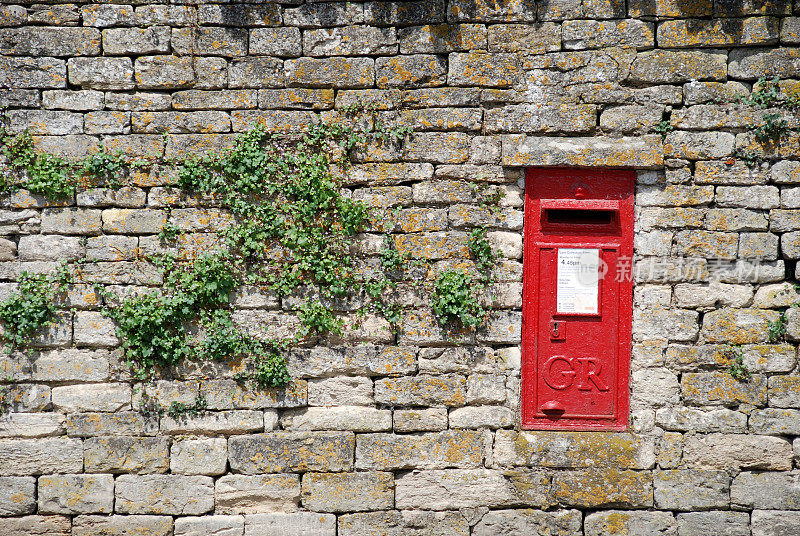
[550,319,566,340]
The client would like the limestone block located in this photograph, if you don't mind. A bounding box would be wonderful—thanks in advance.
[701,308,779,344]
[393,407,448,432]
[493,430,654,469]
[339,510,468,536]
[160,410,265,436]
[355,430,482,470]
[682,433,792,470]
[175,516,244,536]
[215,474,300,515]
[449,406,514,429]
[0,27,100,56]
[552,469,653,508]
[751,510,800,536]
[375,55,447,88]
[655,407,747,433]
[682,372,767,406]
[52,383,130,413]
[286,57,374,88]
[38,474,113,514]
[228,432,354,473]
[250,28,302,56]
[115,475,214,515]
[301,472,393,513]
[731,471,800,509]
[68,57,133,90]
[374,374,466,406]
[103,27,170,55]
[585,511,675,536]
[0,476,35,515]
[244,513,336,536]
[4,516,71,536]
[135,56,196,90]
[281,407,392,433]
[171,438,227,475]
[0,438,83,475]
[84,436,169,474]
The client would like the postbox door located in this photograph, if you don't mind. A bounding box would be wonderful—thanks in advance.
[522,168,634,431]
[534,245,619,419]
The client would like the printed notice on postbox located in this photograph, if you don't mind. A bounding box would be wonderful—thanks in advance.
[557,248,599,314]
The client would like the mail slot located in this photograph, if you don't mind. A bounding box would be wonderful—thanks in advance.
[521,168,634,430]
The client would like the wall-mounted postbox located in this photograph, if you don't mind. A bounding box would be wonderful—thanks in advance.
[522,168,634,430]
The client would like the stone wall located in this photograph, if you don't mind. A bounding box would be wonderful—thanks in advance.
[1,1,800,535]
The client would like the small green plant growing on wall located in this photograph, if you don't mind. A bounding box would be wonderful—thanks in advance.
[0,272,59,351]
[726,345,751,383]
[654,120,674,140]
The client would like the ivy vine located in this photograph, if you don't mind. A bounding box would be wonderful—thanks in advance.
[0,106,501,392]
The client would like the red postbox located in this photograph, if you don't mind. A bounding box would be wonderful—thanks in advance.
[521,168,634,430]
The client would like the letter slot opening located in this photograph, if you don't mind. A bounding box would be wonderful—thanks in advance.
[544,208,614,226]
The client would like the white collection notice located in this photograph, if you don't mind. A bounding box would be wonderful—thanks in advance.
[556,248,600,314]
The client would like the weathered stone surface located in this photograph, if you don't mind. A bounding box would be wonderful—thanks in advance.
[751,510,800,536]
[38,474,114,514]
[682,372,767,406]
[229,432,354,473]
[468,510,578,536]
[395,469,538,509]
[768,375,800,407]
[135,56,196,90]
[160,410,264,436]
[701,307,779,344]
[503,135,663,168]
[302,471,393,513]
[215,474,300,515]
[85,436,169,474]
[750,408,800,435]
[634,307,699,341]
[376,55,447,88]
[171,438,227,476]
[174,516,244,536]
[629,50,727,83]
[676,511,749,536]
[0,412,65,438]
[115,475,214,515]
[393,408,448,432]
[68,57,133,90]
[375,374,466,406]
[286,57,374,88]
[585,510,676,536]
[72,515,172,536]
[340,510,469,536]
[731,471,800,509]
[552,469,653,508]
[682,433,792,470]
[494,430,655,469]
[281,406,391,432]
[67,411,156,437]
[655,407,746,433]
[729,47,800,78]
[0,438,83,475]
[356,430,482,470]
[4,516,71,536]
[52,383,131,413]
[0,476,35,515]
[0,27,100,56]
[245,513,336,536]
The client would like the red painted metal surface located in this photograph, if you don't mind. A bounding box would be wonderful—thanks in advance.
[522,168,635,431]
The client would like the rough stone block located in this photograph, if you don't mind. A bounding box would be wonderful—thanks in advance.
[175,516,244,536]
[340,510,469,536]
[374,374,466,406]
[38,474,114,514]
[0,57,67,89]
[68,57,133,90]
[66,411,156,437]
[682,433,792,470]
[73,515,172,536]
[503,135,664,168]
[585,510,675,536]
[401,24,487,54]
[395,469,538,510]
[281,406,392,433]
[0,27,100,56]
[494,430,655,469]
[729,47,800,79]
[135,56,196,90]
[552,469,653,508]
[449,52,522,88]
[731,471,800,509]
[701,308,779,344]
[171,438,227,476]
[302,471,393,513]
[0,476,35,515]
[52,383,130,413]
[244,513,336,536]
[41,208,102,236]
[0,412,65,438]
[629,50,727,83]
[215,474,299,515]
[683,372,767,406]
[751,510,800,536]
[160,410,265,436]
[228,432,354,473]
[286,57,374,88]
[0,438,83,475]
[4,516,71,536]
[84,436,169,474]
[393,407,448,432]
[355,430,483,470]
[375,55,447,88]
[115,475,214,515]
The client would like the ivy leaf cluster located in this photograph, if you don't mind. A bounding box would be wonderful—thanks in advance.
[0,272,58,350]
